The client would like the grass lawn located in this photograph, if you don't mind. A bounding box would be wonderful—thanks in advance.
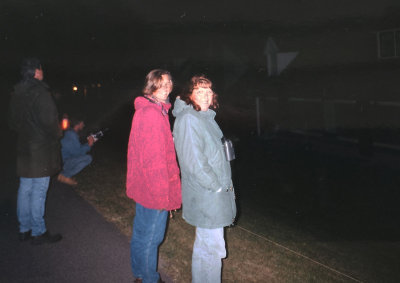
[74,136,400,283]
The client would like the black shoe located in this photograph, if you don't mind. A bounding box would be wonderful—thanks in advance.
[19,230,32,242]
[31,231,62,245]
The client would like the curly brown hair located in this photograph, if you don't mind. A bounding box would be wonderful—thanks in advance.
[180,75,219,111]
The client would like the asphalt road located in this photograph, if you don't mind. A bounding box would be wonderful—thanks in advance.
[0,124,172,283]
[1,179,134,283]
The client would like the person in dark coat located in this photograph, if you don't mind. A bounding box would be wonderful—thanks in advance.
[8,58,62,245]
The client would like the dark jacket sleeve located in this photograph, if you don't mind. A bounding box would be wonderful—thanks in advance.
[8,92,25,132]
[33,89,62,140]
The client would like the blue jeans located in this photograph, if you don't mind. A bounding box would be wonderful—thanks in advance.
[131,203,168,283]
[192,227,226,283]
[61,154,92,177]
[17,177,50,236]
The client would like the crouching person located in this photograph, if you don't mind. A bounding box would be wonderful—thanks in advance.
[58,117,94,186]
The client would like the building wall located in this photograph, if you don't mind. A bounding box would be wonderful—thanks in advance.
[129,0,399,24]
[133,23,385,73]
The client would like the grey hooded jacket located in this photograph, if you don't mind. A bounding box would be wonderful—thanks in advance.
[172,98,236,229]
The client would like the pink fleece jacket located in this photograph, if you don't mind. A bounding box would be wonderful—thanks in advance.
[126,96,181,210]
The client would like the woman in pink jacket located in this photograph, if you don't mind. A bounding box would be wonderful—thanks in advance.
[126,69,181,283]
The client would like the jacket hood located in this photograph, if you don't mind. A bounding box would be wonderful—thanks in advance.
[172,98,216,119]
[172,98,190,117]
[134,96,171,111]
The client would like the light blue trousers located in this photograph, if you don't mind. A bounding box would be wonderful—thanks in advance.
[192,227,226,283]
[17,177,50,236]
[61,154,92,177]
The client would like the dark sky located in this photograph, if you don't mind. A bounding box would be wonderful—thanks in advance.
[1,0,397,81]
[2,0,144,79]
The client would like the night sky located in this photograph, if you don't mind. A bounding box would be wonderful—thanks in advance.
[1,0,397,81]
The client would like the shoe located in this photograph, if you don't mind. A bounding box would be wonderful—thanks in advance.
[19,230,32,242]
[31,231,62,245]
[57,174,78,186]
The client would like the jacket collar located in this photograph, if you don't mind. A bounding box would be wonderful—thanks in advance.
[173,98,215,119]
[134,96,171,116]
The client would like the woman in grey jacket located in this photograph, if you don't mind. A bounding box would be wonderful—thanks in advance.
[173,75,236,283]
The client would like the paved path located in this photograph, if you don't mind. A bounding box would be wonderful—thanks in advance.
[0,127,172,283]
[1,178,136,283]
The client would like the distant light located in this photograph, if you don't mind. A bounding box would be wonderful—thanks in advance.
[72,85,78,92]
[61,118,69,130]
[97,83,102,88]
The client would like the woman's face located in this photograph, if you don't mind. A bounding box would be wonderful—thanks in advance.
[191,86,213,111]
[152,74,172,103]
